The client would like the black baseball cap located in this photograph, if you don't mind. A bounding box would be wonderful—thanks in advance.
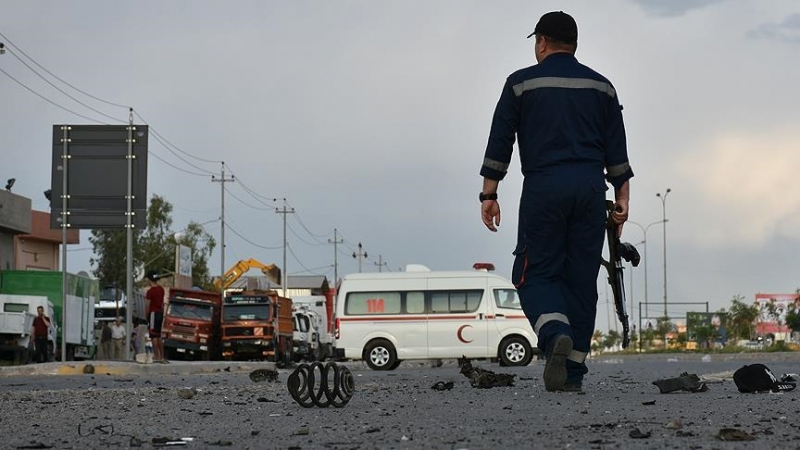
[527,11,578,44]
[146,270,160,282]
[734,364,796,393]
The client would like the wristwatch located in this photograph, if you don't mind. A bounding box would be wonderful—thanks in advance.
[479,192,498,202]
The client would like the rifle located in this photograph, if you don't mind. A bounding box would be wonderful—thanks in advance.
[601,200,641,348]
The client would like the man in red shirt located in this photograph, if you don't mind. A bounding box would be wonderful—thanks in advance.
[145,271,167,363]
[30,306,51,363]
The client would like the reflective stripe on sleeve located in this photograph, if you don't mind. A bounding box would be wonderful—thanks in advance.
[606,162,630,177]
[533,312,570,334]
[483,157,510,173]
[512,77,616,98]
[567,349,588,364]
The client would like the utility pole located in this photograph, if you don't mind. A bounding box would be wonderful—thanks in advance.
[352,242,367,273]
[328,228,343,292]
[211,162,234,282]
[275,200,294,297]
[374,255,387,273]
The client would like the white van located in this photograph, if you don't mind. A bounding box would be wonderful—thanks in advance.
[334,265,539,370]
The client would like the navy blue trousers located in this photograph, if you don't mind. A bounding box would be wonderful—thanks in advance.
[512,165,607,383]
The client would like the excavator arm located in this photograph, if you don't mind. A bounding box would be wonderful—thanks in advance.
[213,259,281,292]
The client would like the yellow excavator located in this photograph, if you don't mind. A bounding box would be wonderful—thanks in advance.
[213,259,281,292]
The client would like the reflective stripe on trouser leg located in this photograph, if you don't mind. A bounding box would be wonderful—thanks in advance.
[534,313,570,334]
[568,349,588,364]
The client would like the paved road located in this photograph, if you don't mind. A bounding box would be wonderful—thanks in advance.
[0,354,798,449]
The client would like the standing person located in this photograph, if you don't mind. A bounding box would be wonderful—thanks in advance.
[111,318,126,360]
[479,11,633,392]
[30,306,51,363]
[98,321,112,360]
[145,271,167,363]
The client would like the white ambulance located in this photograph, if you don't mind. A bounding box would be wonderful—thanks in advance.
[334,264,539,370]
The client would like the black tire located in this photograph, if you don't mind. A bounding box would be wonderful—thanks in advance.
[499,336,533,367]
[364,339,397,371]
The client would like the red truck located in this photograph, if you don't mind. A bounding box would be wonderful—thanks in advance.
[220,290,293,364]
[163,288,222,361]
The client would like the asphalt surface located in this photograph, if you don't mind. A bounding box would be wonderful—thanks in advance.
[0,354,799,449]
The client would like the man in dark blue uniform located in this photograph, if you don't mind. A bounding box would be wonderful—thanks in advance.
[479,11,633,392]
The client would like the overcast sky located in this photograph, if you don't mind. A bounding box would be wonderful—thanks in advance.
[2,0,799,332]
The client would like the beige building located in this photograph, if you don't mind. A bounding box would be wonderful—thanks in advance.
[14,210,79,271]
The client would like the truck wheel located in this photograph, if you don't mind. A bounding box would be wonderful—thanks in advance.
[364,339,397,371]
[499,336,533,367]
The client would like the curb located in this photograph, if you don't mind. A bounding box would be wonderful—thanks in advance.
[0,361,277,378]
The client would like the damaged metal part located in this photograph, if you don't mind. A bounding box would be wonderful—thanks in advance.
[287,362,354,408]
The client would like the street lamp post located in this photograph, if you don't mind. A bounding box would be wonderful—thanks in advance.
[656,188,672,319]
[627,220,665,333]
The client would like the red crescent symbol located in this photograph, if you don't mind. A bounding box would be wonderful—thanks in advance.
[457,324,473,344]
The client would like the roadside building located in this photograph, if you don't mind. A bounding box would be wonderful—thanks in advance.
[0,189,32,270]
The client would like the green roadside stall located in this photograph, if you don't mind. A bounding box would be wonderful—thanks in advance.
[0,270,98,360]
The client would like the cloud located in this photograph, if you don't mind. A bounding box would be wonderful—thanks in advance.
[749,13,800,44]
[676,128,800,246]
[633,0,726,17]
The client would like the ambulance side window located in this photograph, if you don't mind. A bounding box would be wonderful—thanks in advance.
[405,292,425,314]
[429,290,482,314]
[494,289,521,309]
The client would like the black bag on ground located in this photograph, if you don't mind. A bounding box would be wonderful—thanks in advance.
[733,364,796,393]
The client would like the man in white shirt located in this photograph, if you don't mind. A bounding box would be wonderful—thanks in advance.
[111,318,127,360]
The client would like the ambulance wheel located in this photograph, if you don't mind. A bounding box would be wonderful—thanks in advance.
[364,339,397,371]
[499,336,533,367]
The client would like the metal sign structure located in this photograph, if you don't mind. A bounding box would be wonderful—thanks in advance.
[50,121,148,361]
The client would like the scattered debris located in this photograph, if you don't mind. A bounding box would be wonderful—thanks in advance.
[716,428,756,441]
[296,428,310,436]
[82,365,95,374]
[629,428,651,439]
[652,373,708,394]
[365,427,381,433]
[698,369,736,383]
[642,400,656,406]
[701,355,711,362]
[665,419,683,430]
[177,388,196,400]
[676,430,695,437]
[152,437,186,447]
[256,397,277,403]
[431,381,454,391]
[249,369,279,383]
[14,443,53,449]
[206,441,233,446]
[130,436,143,447]
[782,373,799,382]
[458,357,515,388]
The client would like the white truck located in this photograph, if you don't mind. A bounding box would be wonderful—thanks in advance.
[292,295,335,362]
[0,294,58,364]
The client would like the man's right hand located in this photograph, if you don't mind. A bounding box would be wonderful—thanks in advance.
[481,200,501,232]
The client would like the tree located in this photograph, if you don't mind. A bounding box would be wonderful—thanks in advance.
[591,329,604,354]
[656,316,676,347]
[89,230,144,289]
[603,330,621,350]
[727,295,759,342]
[90,194,216,290]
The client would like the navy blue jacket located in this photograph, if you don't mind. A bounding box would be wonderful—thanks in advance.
[480,53,633,190]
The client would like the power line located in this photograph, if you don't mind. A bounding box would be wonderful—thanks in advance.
[148,131,216,176]
[149,149,209,177]
[224,221,282,250]
[0,31,129,109]
[288,223,327,247]
[133,110,221,165]
[4,46,127,123]
[0,66,109,124]
[287,243,322,275]
[224,186,273,211]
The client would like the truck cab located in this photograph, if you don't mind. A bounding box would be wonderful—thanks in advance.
[221,290,292,364]
[163,288,222,360]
